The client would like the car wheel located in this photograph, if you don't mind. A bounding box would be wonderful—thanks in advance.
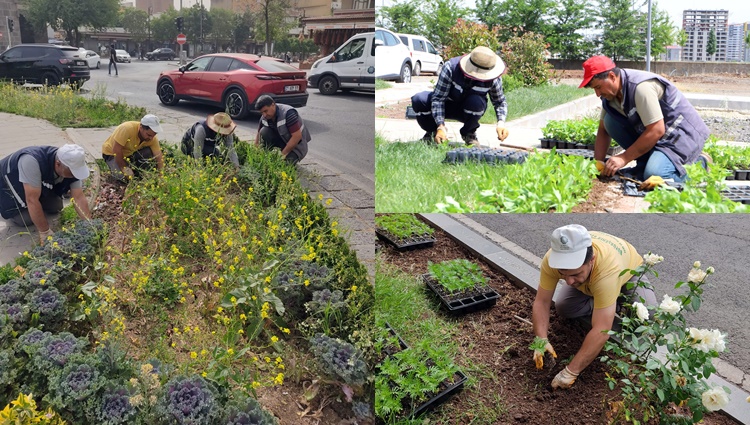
[157,80,180,106]
[224,88,249,120]
[318,75,339,95]
[41,72,60,86]
[398,63,411,83]
[96,61,100,69]
[413,62,421,77]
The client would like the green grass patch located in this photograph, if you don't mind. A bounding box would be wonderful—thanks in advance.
[480,84,594,124]
[376,79,393,90]
[0,82,145,127]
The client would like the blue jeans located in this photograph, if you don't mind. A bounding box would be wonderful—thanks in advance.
[603,113,685,182]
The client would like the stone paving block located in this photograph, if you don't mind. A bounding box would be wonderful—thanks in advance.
[331,190,374,209]
[318,176,358,192]
[333,213,371,232]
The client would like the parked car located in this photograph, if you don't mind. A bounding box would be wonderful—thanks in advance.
[115,50,131,63]
[0,44,90,89]
[397,33,443,76]
[156,53,308,120]
[375,27,412,83]
[308,32,375,95]
[146,48,176,61]
[77,48,101,69]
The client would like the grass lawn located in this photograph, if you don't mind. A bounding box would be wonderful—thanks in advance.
[483,84,593,123]
[376,79,393,90]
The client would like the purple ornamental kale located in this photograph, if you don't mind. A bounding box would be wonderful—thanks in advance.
[2,303,30,328]
[16,328,52,356]
[26,287,66,325]
[98,386,136,425]
[159,375,220,425]
[0,280,26,304]
[310,334,369,387]
[224,397,278,425]
[306,289,345,314]
[34,332,87,370]
[352,401,373,420]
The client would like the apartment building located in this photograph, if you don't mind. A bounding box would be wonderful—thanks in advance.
[726,22,749,62]
[682,9,728,61]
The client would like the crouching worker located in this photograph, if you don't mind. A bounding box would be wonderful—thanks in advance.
[181,112,240,167]
[531,224,657,389]
[0,144,91,244]
[102,114,165,182]
[255,95,310,165]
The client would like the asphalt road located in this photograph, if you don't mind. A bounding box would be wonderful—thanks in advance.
[464,214,750,373]
[83,59,375,193]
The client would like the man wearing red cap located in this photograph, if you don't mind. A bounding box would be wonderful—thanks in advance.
[531,224,656,389]
[579,56,710,189]
[411,46,509,146]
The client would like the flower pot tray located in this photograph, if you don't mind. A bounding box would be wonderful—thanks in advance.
[421,273,499,315]
[729,169,750,181]
[554,148,597,160]
[376,228,436,252]
[721,185,750,204]
[444,147,528,165]
[409,370,468,418]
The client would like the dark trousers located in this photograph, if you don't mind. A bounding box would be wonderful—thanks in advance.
[411,91,487,137]
[259,127,300,165]
[108,57,118,75]
[103,147,155,181]
[8,189,63,227]
[181,138,222,160]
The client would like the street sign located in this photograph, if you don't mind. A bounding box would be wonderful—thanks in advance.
[177,34,186,45]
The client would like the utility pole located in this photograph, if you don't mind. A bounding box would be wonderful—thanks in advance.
[200,0,204,54]
[179,0,184,65]
[646,0,652,72]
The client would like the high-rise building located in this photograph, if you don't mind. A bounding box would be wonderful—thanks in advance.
[682,9,728,62]
[727,22,749,62]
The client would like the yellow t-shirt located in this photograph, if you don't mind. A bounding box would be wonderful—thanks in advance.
[539,231,643,309]
[102,121,162,158]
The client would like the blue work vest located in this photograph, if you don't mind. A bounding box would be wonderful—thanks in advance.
[445,56,495,103]
[260,103,310,159]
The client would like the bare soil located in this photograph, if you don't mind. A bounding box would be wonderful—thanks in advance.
[378,227,738,425]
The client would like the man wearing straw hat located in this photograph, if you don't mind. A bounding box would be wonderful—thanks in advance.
[1,144,91,244]
[411,46,509,146]
[181,112,240,167]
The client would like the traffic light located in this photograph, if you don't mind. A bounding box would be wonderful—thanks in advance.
[7,18,14,32]
[175,17,183,32]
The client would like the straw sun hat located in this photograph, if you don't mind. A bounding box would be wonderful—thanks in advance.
[206,112,237,135]
[459,46,506,81]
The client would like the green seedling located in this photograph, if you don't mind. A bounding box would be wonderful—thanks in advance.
[375,214,434,240]
[427,259,487,293]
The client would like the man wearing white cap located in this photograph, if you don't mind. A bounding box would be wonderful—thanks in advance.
[102,114,165,181]
[181,112,240,167]
[531,224,656,389]
[0,144,91,244]
[411,46,509,146]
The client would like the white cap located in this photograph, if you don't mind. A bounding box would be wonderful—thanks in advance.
[548,224,592,269]
[140,114,163,134]
[57,144,89,180]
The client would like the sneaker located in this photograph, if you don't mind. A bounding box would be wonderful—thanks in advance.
[421,131,435,143]
[698,151,713,171]
[462,133,480,147]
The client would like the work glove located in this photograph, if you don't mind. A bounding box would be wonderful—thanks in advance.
[496,126,509,141]
[122,167,135,179]
[39,229,54,245]
[435,127,448,144]
[639,175,665,190]
[595,160,606,174]
[533,340,557,370]
[551,366,579,390]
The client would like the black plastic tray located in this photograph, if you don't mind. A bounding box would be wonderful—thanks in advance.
[410,370,468,418]
[721,185,750,204]
[422,274,499,314]
[728,169,750,181]
[444,147,528,165]
[376,228,436,252]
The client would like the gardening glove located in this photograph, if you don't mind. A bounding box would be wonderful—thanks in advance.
[595,160,606,174]
[122,166,135,179]
[39,229,54,245]
[551,366,579,390]
[533,341,557,370]
[435,127,448,144]
[639,175,665,191]
[496,125,509,141]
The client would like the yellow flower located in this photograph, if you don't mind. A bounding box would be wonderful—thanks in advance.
[239,314,247,321]
[271,336,279,343]
[190,351,197,359]
[350,285,357,292]
[274,373,284,385]
[282,328,291,334]
[227,348,235,355]
[252,381,261,389]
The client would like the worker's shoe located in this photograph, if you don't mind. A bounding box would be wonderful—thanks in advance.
[698,151,713,172]
[462,133,480,147]
[421,131,435,143]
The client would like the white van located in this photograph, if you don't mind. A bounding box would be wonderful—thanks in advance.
[397,33,443,76]
[307,32,376,95]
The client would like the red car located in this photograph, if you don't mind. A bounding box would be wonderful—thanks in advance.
[156,53,308,120]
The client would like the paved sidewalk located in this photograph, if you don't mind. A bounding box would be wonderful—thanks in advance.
[0,113,374,279]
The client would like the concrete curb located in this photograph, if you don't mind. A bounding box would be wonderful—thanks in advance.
[420,213,750,424]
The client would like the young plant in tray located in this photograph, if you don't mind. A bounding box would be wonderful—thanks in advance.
[375,214,434,240]
[427,259,487,294]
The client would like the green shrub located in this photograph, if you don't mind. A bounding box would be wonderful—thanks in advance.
[0,263,19,285]
[501,32,552,87]
[0,393,67,424]
[501,73,524,92]
[443,19,501,59]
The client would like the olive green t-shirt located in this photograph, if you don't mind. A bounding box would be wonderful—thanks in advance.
[601,79,665,127]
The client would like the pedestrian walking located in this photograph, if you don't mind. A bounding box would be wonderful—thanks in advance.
[108,43,118,76]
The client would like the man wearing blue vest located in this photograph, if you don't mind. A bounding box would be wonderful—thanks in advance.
[181,112,240,168]
[0,144,91,244]
[411,46,509,146]
[255,95,310,165]
[580,56,711,190]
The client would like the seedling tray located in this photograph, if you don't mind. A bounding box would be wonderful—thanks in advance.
[444,147,528,165]
[554,148,597,159]
[422,273,499,314]
[729,169,750,181]
[376,228,436,252]
[410,370,468,418]
[721,185,750,204]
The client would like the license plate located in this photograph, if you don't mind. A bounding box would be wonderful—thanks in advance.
[284,85,299,92]
[77,61,86,66]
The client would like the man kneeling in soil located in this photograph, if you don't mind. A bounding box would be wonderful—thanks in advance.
[531,224,656,389]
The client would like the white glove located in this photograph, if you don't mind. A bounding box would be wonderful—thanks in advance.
[39,229,54,245]
[551,366,579,389]
[533,341,557,370]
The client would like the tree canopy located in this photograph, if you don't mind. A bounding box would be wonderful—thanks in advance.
[23,0,119,46]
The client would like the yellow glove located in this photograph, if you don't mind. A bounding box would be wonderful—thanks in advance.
[533,341,557,370]
[435,127,448,144]
[496,126,509,141]
[551,366,579,389]
[39,229,54,245]
[595,160,606,174]
[639,175,665,190]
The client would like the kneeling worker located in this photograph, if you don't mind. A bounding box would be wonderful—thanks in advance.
[102,114,165,181]
[181,112,240,167]
[255,95,310,165]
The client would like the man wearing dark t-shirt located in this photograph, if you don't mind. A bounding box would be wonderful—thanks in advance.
[254,95,311,164]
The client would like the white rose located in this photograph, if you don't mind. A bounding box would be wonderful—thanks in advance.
[643,253,664,266]
[688,268,707,283]
[633,302,649,321]
[706,266,715,274]
[703,329,727,353]
[701,387,729,412]
[688,328,710,352]
[659,294,681,315]
[693,261,701,269]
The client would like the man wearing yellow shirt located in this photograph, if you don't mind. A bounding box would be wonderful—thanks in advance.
[531,224,656,390]
[102,114,165,181]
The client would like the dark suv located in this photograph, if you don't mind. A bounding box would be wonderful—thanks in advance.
[0,44,90,89]
[146,48,176,61]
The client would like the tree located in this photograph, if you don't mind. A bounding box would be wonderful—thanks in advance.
[377,0,422,35]
[422,0,469,49]
[23,0,119,46]
[637,3,675,60]
[476,0,555,41]
[185,3,212,49]
[208,8,235,50]
[598,0,643,61]
[707,28,717,60]
[255,0,293,55]
[231,9,254,52]
[546,0,597,59]
[676,29,688,47]
[151,9,179,44]
[120,7,149,43]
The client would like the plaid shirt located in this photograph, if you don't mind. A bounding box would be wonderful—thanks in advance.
[431,59,508,126]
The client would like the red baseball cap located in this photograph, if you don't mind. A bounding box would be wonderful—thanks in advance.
[579,56,616,88]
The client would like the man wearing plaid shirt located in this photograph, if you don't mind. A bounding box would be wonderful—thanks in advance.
[411,46,509,146]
